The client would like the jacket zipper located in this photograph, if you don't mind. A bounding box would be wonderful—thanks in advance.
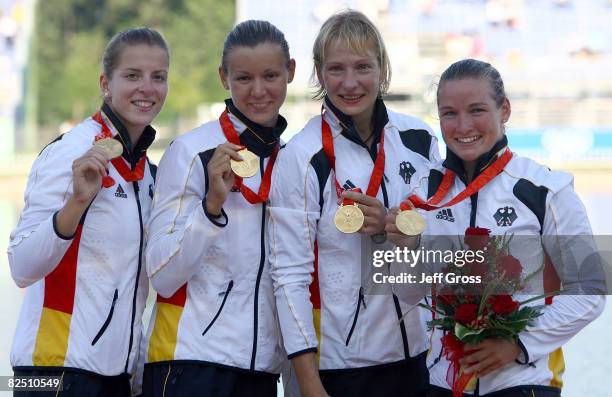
[427,294,444,369]
[91,288,118,345]
[470,193,478,227]
[202,280,234,335]
[380,173,389,209]
[470,192,479,396]
[250,157,267,370]
[345,287,366,346]
[381,174,411,358]
[124,180,144,373]
[427,189,479,369]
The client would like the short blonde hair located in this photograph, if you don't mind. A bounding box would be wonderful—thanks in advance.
[312,10,391,100]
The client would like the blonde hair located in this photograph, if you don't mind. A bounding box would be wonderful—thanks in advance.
[312,9,391,100]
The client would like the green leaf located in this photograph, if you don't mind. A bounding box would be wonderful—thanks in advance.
[455,322,485,341]
[416,303,447,317]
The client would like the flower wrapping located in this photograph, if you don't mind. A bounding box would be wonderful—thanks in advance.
[420,227,551,397]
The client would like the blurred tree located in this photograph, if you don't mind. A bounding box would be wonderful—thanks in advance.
[34,0,234,130]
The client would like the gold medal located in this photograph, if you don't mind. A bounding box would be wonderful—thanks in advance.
[94,138,123,159]
[231,149,259,178]
[395,210,426,236]
[334,203,365,234]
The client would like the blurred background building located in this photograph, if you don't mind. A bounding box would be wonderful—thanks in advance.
[238,0,612,165]
[1,0,612,163]
[0,0,611,396]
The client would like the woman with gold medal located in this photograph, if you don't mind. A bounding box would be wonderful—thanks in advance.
[267,10,440,397]
[386,59,605,397]
[142,20,295,396]
[8,28,169,396]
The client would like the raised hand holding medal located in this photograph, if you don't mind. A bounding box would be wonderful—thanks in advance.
[340,190,388,235]
[230,148,259,178]
[91,111,147,189]
[384,207,421,248]
[205,142,245,216]
[218,108,279,206]
[334,189,365,234]
[395,200,426,236]
[94,138,123,160]
[71,146,110,205]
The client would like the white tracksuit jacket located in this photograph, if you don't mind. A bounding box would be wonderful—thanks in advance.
[8,105,155,384]
[268,99,440,370]
[143,106,285,375]
[419,139,605,395]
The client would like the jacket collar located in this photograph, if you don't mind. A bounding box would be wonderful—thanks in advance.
[224,98,286,158]
[443,135,509,184]
[100,102,156,162]
[323,96,389,159]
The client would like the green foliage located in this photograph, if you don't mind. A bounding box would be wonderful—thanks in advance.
[34,0,235,128]
[454,322,485,341]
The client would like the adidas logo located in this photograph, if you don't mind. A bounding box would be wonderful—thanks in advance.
[114,184,128,199]
[343,179,356,191]
[436,208,455,222]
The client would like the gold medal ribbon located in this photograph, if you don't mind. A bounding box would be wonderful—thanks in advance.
[395,148,512,235]
[404,148,513,212]
[219,108,278,204]
[92,111,146,188]
[321,109,385,205]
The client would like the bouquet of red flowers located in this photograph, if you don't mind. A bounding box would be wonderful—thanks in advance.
[420,227,550,397]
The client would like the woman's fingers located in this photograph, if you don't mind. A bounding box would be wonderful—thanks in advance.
[342,190,381,208]
[208,143,246,178]
[460,339,521,376]
[211,143,244,163]
[209,159,235,185]
[206,142,246,212]
[340,192,386,234]
[73,151,109,179]
[384,207,400,233]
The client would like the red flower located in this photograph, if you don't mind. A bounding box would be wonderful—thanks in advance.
[469,262,489,278]
[437,287,457,307]
[454,303,479,324]
[440,286,454,295]
[489,295,519,315]
[465,227,490,235]
[497,254,522,280]
[463,294,476,304]
[438,294,456,307]
[464,227,491,251]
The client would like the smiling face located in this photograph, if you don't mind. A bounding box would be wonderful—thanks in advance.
[438,78,510,166]
[318,41,382,128]
[219,42,295,127]
[100,44,169,140]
